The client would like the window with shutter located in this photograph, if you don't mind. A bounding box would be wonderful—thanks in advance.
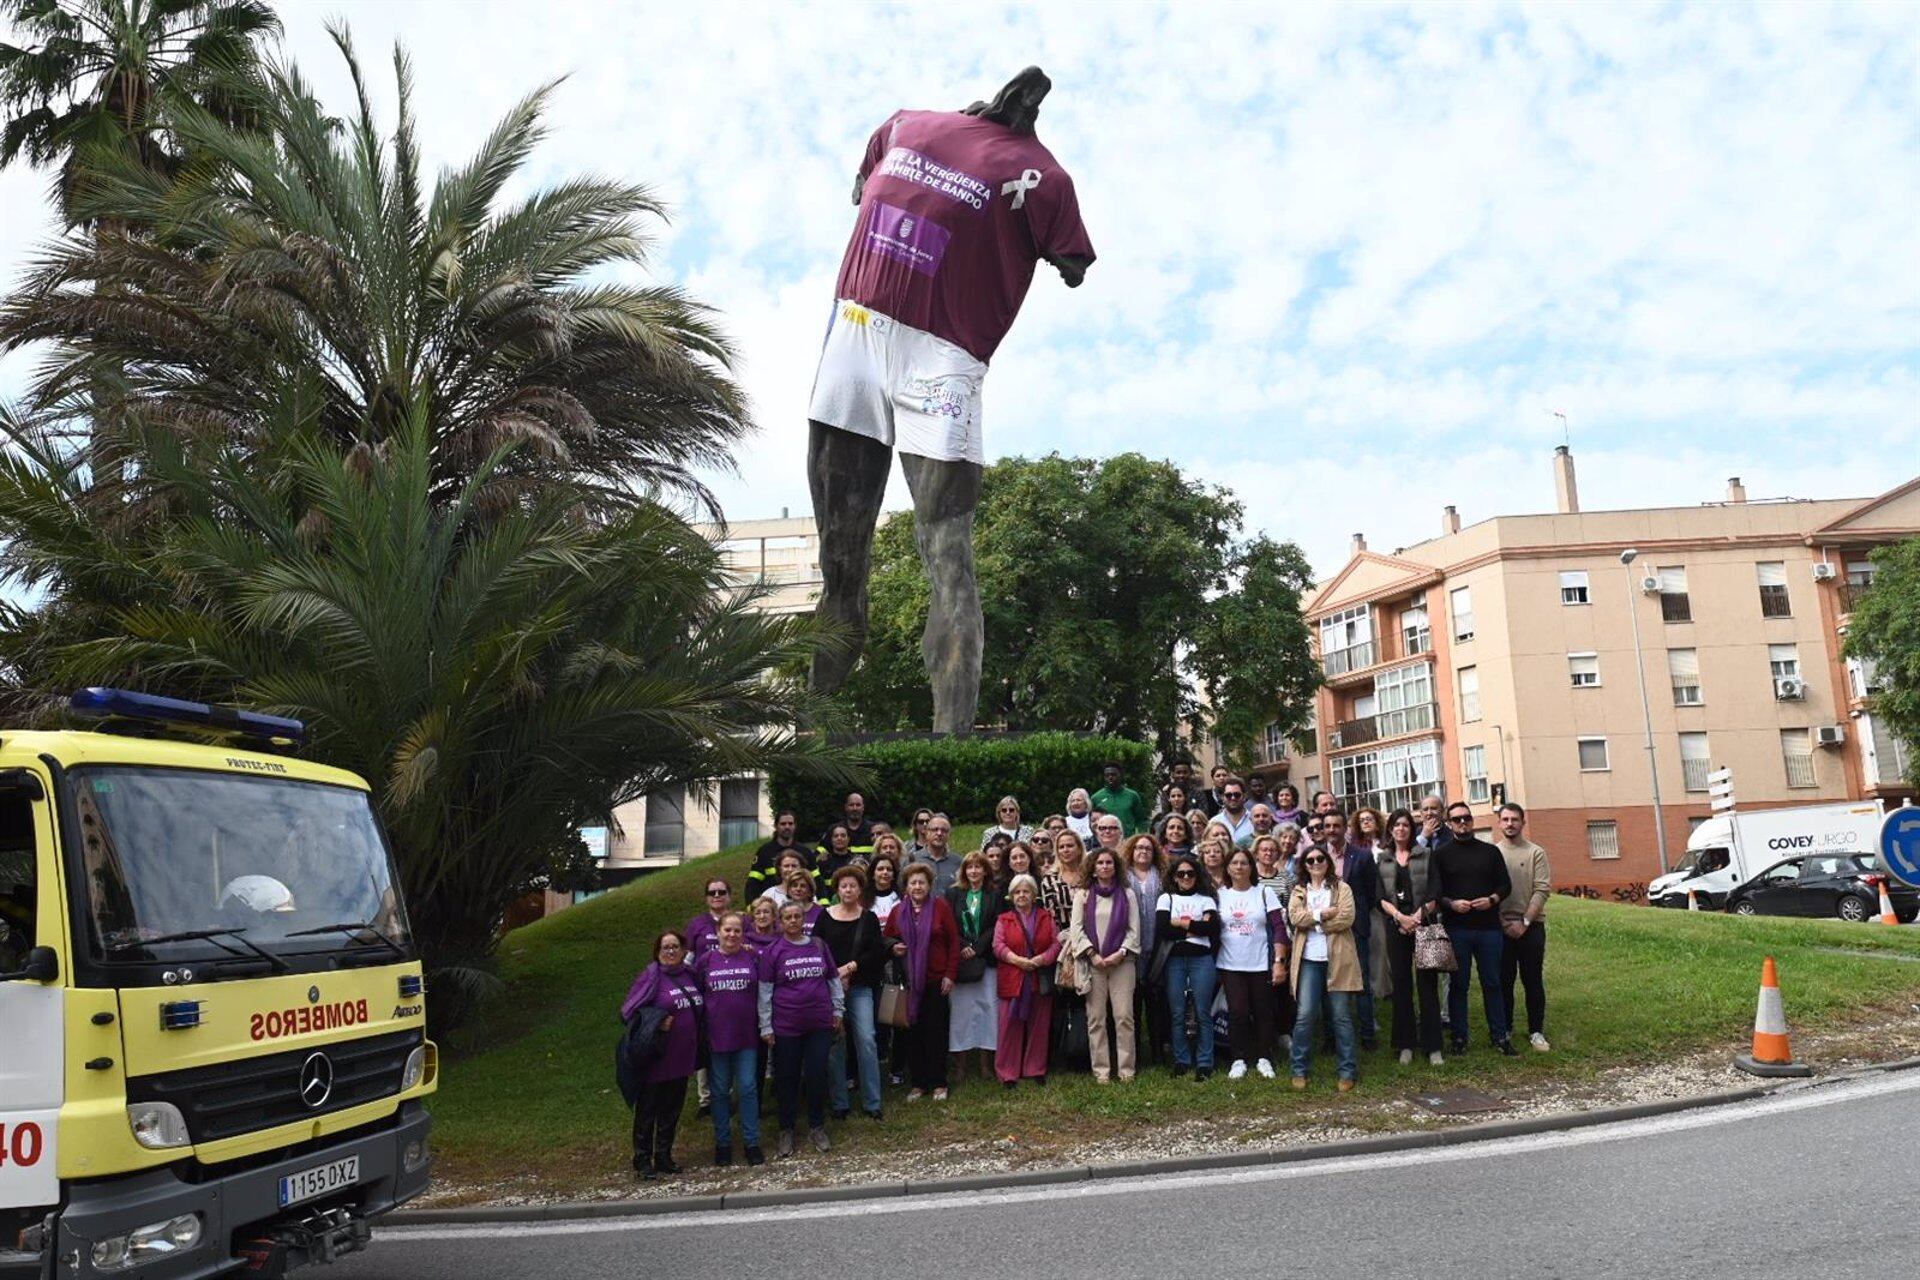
[1667,648,1702,705]
[1559,570,1590,605]
[1756,562,1791,617]
[1657,566,1691,622]
[1569,652,1600,687]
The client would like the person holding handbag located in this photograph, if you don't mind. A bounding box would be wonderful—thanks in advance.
[619,930,705,1178]
[1215,847,1288,1081]
[992,874,1060,1086]
[1040,828,1091,1074]
[816,865,888,1122]
[695,913,765,1167]
[1287,848,1362,1091]
[1070,846,1142,1082]
[885,862,961,1101]
[944,852,1003,1083]
[1378,808,1445,1066]
[1155,858,1220,1079]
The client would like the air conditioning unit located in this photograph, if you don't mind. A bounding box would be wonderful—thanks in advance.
[1774,677,1805,701]
[1639,575,1662,594]
[1815,724,1846,748]
[1811,562,1837,582]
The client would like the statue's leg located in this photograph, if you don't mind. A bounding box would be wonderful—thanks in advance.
[900,452,983,735]
[807,419,893,694]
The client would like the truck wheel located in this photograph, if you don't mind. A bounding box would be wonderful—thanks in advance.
[1732,901,1757,916]
[1836,895,1869,923]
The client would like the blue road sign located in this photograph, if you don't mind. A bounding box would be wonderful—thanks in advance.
[1880,808,1920,889]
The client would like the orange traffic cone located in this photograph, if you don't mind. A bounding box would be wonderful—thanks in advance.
[1733,956,1812,1078]
[1873,879,1899,926]
[1688,889,1702,912]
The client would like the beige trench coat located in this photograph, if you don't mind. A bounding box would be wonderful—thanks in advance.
[1287,880,1364,993]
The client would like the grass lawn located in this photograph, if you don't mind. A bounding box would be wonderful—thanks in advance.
[427,831,1920,1195]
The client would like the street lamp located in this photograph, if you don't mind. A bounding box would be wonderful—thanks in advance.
[1620,548,1670,875]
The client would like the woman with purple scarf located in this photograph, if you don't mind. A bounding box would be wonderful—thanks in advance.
[757,901,845,1157]
[1070,847,1143,1082]
[992,873,1060,1085]
[620,930,704,1179]
[883,862,961,1101]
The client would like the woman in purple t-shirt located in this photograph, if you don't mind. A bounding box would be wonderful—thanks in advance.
[696,912,764,1168]
[619,930,704,1179]
[758,901,844,1158]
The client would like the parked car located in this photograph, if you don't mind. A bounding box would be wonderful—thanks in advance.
[1723,854,1919,923]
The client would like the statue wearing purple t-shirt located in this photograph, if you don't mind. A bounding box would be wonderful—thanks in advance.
[807,67,1096,733]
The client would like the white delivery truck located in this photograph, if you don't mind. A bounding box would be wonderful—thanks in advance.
[1647,800,1886,910]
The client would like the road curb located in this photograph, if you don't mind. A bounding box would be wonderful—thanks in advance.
[396,1057,1920,1225]
[397,1059,1920,1228]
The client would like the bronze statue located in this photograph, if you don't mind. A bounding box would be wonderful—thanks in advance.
[806,67,1096,733]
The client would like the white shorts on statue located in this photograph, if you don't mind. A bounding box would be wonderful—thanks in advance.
[807,298,988,465]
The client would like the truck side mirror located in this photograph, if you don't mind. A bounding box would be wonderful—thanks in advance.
[0,767,45,800]
[0,946,58,983]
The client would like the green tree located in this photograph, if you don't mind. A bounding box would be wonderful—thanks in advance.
[1843,537,1920,785]
[0,397,850,1005]
[0,0,280,223]
[839,453,1319,758]
[2,25,744,508]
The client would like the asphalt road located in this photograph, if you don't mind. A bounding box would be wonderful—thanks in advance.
[336,1069,1920,1279]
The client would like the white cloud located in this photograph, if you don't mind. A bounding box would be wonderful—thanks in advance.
[1,0,1912,580]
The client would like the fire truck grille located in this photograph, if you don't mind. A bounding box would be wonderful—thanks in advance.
[126,1029,417,1143]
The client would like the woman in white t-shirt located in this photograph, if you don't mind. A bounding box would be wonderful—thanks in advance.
[1214,847,1288,1081]
[1154,859,1221,1079]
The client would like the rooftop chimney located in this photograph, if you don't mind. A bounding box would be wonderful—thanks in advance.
[1552,445,1580,514]
[1725,477,1746,504]
[1351,532,1367,555]
[781,506,790,519]
[1442,505,1461,535]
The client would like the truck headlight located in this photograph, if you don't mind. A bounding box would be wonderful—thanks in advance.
[127,1101,190,1149]
[90,1213,201,1271]
[401,1045,427,1092]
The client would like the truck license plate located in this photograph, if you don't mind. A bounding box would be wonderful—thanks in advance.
[277,1155,359,1208]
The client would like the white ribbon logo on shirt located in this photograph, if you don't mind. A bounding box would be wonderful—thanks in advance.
[1001,168,1043,209]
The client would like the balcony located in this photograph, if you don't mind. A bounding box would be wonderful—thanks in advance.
[1321,639,1376,678]
[1331,702,1438,750]
[1681,758,1711,792]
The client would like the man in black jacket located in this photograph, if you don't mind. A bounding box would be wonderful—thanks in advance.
[819,792,879,858]
[1424,801,1515,1056]
[746,811,808,900]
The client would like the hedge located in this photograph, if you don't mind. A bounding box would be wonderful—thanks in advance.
[770,733,1155,832]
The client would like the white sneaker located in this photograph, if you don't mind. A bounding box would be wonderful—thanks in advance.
[1530,1032,1551,1053]
[1255,1058,1276,1079]
[1398,1049,1413,1066]
[1227,1059,1248,1080]
[1429,1051,1445,1066]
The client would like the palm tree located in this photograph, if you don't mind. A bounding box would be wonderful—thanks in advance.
[2,26,748,510]
[0,0,280,222]
[0,389,853,995]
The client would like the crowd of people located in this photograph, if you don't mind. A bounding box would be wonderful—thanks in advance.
[618,762,1554,1179]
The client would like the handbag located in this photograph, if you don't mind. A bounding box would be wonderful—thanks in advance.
[876,958,913,1027]
[1413,920,1458,973]
[1145,936,1176,988]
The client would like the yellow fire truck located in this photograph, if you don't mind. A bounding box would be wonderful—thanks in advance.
[1,690,436,1278]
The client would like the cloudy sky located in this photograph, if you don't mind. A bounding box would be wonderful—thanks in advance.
[2,0,1915,576]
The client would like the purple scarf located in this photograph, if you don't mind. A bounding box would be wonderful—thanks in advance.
[1085,881,1129,957]
[898,892,937,1021]
[1010,908,1042,1021]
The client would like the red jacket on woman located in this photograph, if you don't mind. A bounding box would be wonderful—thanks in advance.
[991,907,1061,1000]
[883,894,962,985]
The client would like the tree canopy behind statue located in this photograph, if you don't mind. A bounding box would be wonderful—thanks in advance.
[838,452,1319,760]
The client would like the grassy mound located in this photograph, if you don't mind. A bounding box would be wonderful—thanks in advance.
[428,835,1920,1193]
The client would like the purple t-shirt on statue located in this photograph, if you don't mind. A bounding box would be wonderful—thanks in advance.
[757,935,838,1038]
[618,961,703,1083]
[696,947,761,1053]
[836,109,1096,363]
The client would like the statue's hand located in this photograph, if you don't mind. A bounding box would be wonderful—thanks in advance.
[1049,254,1091,288]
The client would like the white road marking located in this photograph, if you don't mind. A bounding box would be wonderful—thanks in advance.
[391,1070,1920,1240]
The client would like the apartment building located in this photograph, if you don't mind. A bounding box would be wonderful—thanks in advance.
[586,515,826,892]
[1299,452,1917,895]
